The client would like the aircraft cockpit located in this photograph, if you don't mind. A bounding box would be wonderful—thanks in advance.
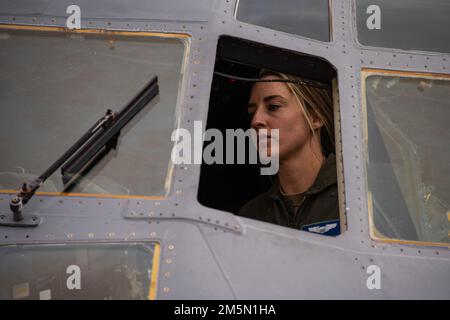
[0,0,449,301]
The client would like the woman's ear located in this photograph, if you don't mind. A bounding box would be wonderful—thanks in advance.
[312,118,324,130]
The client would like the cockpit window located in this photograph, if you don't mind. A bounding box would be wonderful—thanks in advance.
[356,0,450,54]
[0,242,160,300]
[363,69,450,245]
[199,36,343,237]
[0,27,187,197]
[235,0,330,42]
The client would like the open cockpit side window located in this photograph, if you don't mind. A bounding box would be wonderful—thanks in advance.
[198,36,344,236]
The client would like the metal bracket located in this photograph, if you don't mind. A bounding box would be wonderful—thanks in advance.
[0,213,41,227]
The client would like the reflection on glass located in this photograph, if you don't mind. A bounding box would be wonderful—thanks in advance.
[236,0,330,42]
[356,0,450,53]
[0,28,186,197]
[0,243,159,300]
[365,71,450,244]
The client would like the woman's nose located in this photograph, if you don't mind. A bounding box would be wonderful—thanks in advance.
[251,108,267,130]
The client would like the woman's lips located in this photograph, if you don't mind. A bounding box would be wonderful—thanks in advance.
[258,134,278,143]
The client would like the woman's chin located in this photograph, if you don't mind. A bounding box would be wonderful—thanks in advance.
[258,146,279,162]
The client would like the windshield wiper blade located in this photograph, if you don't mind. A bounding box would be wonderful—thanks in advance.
[61,76,159,187]
[2,76,159,227]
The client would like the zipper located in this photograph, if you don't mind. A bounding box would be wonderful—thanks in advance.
[282,194,309,228]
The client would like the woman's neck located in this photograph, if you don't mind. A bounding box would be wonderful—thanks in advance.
[278,141,325,195]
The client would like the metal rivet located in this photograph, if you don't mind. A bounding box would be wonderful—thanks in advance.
[166,258,172,264]
[163,287,170,293]
[168,245,174,250]
[164,272,171,278]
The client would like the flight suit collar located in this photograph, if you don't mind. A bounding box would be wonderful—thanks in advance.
[266,153,337,200]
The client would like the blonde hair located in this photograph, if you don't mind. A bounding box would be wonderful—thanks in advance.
[259,69,335,155]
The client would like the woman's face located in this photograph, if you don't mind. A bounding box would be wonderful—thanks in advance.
[248,75,315,161]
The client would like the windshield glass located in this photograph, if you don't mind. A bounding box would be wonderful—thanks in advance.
[236,0,330,42]
[356,0,450,53]
[364,70,450,245]
[0,242,159,300]
[0,27,187,197]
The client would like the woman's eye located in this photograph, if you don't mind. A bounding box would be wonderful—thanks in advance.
[268,104,281,111]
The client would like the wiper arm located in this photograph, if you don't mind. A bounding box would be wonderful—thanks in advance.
[61,75,159,187]
[2,76,159,227]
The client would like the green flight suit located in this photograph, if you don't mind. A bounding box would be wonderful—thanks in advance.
[238,154,340,234]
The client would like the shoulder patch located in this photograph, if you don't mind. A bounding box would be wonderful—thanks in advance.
[301,219,340,236]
